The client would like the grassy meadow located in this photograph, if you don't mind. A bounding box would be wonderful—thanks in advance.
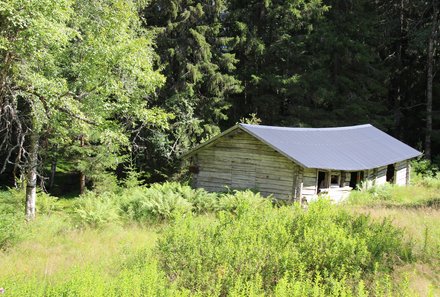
[0,178,439,296]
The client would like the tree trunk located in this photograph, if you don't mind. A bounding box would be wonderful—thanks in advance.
[25,130,39,221]
[392,0,406,139]
[79,135,86,194]
[426,1,438,160]
[49,159,56,190]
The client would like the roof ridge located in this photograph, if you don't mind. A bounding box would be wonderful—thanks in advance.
[239,123,372,131]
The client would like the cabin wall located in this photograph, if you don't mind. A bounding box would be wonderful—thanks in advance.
[395,160,409,186]
[375,166,388,186]
[301,168,317,201]
[361,163,408,188]
[192,130,299,200]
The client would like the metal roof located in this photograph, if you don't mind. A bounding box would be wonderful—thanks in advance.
[239,123,422,170]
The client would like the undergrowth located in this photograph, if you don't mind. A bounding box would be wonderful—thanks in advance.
[158,199,412,296]
[1,180,437,296]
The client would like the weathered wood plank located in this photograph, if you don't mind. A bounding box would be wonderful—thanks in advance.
[303,176,317,185]
[193,129,300,194]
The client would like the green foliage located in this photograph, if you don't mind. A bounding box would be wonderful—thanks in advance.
[239,113,262,125]
[413,175,440,189]
[412,159,439,177]
[348,180,440,208]
[118,182,214,221]
[2,184,436,295]
[216,189,268,213]
[0,190,24,249]
[120,188,192,222]
[0,0,170,200]
[139,0,243,180]
[36,191,61,215]
[4,261,190,297]
[118,184,274,222]
[366,183,394,201]
[74,192,121,228]
[158,199,411,295]
[153,182,219,214]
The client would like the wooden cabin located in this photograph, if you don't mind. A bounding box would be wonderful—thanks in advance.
[182,124,422,202]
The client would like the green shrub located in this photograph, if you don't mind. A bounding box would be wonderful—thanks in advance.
[216,190,268,213]
[368,183,394,200]
[73,192,121,228]
[119,187,192,222]
[412,175,440,189]
[118,182,221,221]
[150,182,219,214]
[349,184,394,205]
[37,191,61,215]
[157,199,411,295]
[0,189,25,249]
[412,158,438,177]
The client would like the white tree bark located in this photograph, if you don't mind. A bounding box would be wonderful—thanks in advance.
[25,131,39,220]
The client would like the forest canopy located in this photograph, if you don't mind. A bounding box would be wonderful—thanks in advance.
[1,0,439,217]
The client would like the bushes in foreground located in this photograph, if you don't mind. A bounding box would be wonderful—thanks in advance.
[73,182,268,226]
[3,197,413,296]
[157,199,412,296]
[3,265,410,297]
[0,184,417,296]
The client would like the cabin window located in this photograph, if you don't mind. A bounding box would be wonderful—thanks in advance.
[386,164,395,183]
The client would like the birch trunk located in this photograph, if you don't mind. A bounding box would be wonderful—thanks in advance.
[25,130,39,221]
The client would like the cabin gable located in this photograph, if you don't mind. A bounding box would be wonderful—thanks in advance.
[191,129,300,199]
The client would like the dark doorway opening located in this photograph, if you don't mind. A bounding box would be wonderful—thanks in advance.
[317,171,327,193]
[350,172,358,189]
[350,171,365,189]
[386,164,395,183]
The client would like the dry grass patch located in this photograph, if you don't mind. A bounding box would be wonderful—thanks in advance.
[0,214,158,280]
[349,206,440,296]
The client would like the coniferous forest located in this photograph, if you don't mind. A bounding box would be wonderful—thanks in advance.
[1,0,440,296]
[2,0,440,195]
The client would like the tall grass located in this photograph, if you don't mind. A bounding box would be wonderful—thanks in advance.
[348,182,440,208]
[1,179,438,296]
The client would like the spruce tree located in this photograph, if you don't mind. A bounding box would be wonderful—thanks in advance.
[141,0,242,178]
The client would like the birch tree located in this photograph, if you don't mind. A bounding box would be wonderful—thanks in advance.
[0,0,169,220]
